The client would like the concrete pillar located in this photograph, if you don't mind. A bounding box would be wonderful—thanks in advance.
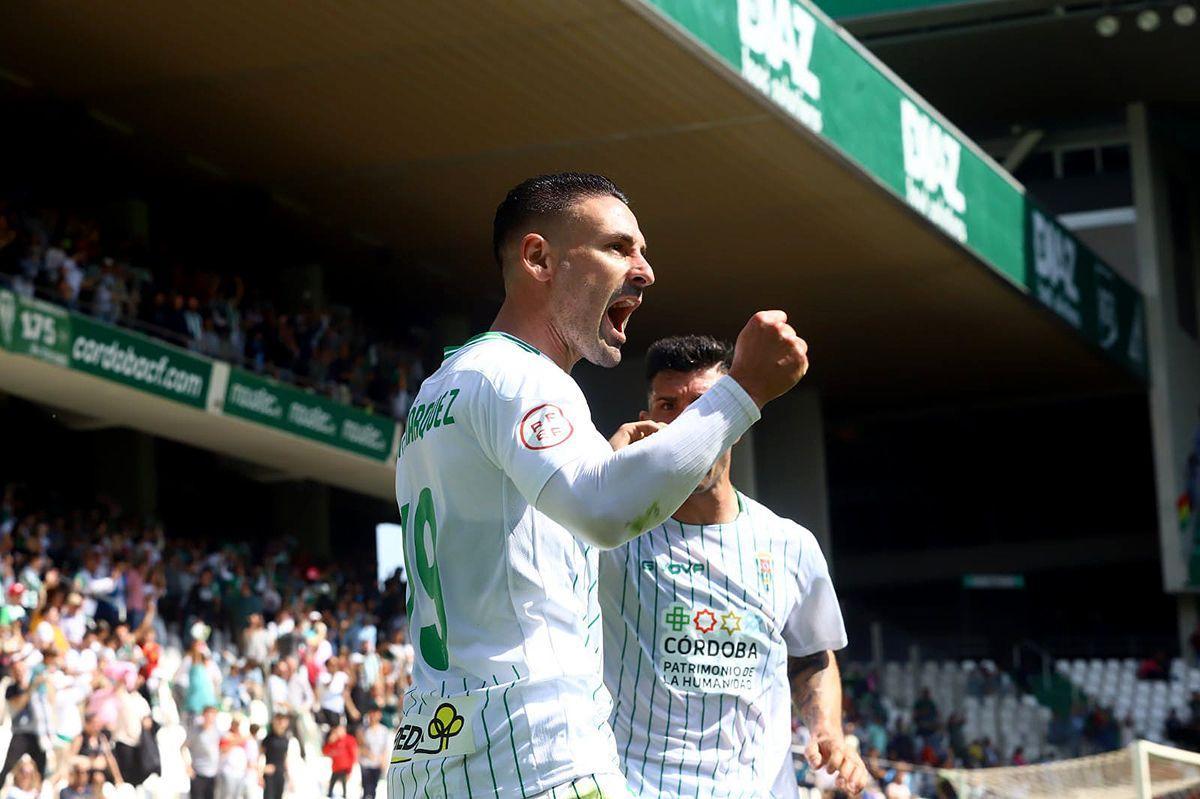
[1128,103,1200,636]
[1180,595,1198,664]
[272,481,331,560]
[751,387,833,563]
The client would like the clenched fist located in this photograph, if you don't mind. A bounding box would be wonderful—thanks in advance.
[609,420,664,451]
[806,729,868,795]
[728,310,809,409]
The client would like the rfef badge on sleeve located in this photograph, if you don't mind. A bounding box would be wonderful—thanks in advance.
[519,403,574,449]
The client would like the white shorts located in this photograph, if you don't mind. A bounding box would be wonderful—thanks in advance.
[531,772,630,799]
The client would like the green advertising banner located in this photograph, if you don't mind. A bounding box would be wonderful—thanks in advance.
[2,288,399,462]
[816,0,992,18]
[223,368,396,462]
[1,287,212,405]
[68,314,213,408]
[0,288,72,367]
[1024,203,1147,377]
[638,0,1147,378]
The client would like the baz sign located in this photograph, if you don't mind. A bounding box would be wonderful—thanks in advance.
[638,0,1147,378]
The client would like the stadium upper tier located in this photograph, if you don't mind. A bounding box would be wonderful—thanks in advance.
[0,0,1147,403]
[0,284,400,499]
[0,201,422,423]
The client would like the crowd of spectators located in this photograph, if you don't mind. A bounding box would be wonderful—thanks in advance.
[1045,701,1134,758]
[796,665,1046,799]
[1164,692,1200,751]
[0,481,414,799]
[0,202,422,423]
[794,657,1171,798]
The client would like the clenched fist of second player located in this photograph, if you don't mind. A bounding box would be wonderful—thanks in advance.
[806,728,869,795]
[608,419,665,451]
[728,310,809,409]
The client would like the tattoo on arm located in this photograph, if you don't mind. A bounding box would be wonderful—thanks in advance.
[792,651,829,676]
[791,650,833,726]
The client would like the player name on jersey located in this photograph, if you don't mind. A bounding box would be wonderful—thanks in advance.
[399,387,459,454]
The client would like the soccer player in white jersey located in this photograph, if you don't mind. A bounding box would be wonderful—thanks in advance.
[600,335,867,798]
[388,173,811,799]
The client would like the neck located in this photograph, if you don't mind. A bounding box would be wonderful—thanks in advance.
[491,299,577,372]
[672,476,739,525]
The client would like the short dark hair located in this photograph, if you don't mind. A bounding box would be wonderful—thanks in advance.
[492,172,628,266]
[645,335,733,383]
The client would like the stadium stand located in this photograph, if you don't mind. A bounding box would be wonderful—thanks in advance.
[1056,656,1200,746]
[0,200,423,424]
[0,481,412,798]
[840,660,1053,765]
[802,660,1200,797]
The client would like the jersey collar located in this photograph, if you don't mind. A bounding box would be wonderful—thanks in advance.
[442,331,543,359]
[673,489,748,529]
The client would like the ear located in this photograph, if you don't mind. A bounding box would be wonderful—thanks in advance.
[517,233,554,284]
[638,410,649,421]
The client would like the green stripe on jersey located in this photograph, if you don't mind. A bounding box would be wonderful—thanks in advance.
[621,534,646,766]
[498,669,529,798]
[711,521,728,787]
[679,518,696,797]
[438,682,450,798]
[460,678,475,798]
[480,680,500,797]
[639,525,663,779]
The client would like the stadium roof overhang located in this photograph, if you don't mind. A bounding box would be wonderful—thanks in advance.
[0,347,398,499]
[830,0,1200,139]
[0,0,1147,402]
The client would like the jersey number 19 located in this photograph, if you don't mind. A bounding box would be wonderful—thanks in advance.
[400,487,449,670]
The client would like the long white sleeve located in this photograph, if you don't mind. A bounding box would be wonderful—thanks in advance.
[534,375,759,549]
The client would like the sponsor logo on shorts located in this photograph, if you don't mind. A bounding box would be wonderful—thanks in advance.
[390,694,481,765]
[519,403,574,450]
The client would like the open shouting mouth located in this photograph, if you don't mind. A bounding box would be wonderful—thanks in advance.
[603,296,641,345]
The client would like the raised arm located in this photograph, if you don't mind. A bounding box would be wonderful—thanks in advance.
[102,737,124,785]
[476,312,806,549]
[134,598,157,640]
[536,373,757,548]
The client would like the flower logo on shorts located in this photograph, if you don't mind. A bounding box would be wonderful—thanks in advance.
[426,703,465,754]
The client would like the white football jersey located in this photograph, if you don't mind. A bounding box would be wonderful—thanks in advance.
[388,332,619,799]
[599,493,847,799]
